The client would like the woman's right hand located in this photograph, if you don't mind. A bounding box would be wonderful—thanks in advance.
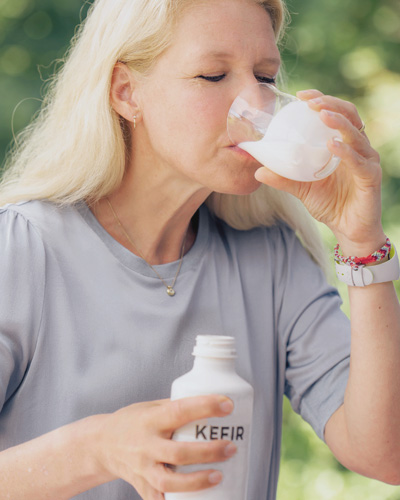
[92,395,236,499]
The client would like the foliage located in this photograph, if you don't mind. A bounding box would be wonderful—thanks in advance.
[280,1,400,294]
[278,398,400,500]
[1,0,400,498]
[278,1,400,498]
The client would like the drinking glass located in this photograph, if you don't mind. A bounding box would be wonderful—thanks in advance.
[227,83,342,182]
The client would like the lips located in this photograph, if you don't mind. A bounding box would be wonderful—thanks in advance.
[226,145,254,158]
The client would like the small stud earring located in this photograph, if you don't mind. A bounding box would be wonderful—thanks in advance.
[133,115,137,130]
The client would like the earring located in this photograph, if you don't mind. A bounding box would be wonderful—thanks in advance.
[133,115,137,130]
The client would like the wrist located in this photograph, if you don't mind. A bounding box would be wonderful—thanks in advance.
[81,414,117,485]
[334,238,400,287]
[12,415,114,499]
[59,416,112,491]
[333,230,387,258]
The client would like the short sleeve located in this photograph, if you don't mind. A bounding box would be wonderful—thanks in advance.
[0,207,46,412]
[276,226,350,441]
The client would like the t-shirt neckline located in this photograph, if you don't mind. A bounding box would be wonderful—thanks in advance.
[76,201,210,278]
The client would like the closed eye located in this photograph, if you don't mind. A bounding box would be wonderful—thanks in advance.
[197,74,276,84]
[256,75,276,84]
[197,74,226,82]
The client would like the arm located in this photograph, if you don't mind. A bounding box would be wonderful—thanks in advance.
[0,211,235,498]
[255,90,400,483]
[325,258,400,484]
[0,417,102,500]
[0,396,235,500]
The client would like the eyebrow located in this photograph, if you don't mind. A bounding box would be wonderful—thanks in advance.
[198,51,281,67]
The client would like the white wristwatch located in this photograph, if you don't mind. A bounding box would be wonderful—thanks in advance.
[335,245,400,287]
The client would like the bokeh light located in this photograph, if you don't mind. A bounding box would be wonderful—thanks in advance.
[1,1,400,499]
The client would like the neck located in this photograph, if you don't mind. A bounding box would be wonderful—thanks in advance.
[91,157,211,265]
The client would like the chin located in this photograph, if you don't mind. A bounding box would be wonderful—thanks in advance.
[200,155,263,195]
[215,176,262,196]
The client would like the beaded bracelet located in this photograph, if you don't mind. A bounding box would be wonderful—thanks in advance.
[334,237,391,271]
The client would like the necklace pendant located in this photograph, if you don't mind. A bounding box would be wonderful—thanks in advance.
[166,286,176,297]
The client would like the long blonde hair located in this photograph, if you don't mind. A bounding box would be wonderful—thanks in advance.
[0,0,329,271]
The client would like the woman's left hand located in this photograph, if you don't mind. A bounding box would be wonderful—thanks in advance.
[254,89,386,256]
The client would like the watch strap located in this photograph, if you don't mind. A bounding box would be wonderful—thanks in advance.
[335,245,400,287]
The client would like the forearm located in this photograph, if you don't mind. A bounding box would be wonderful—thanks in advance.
[0,415,108,500]
[344,281,400,454]
[324,229,400,483]
[326,277,400,483]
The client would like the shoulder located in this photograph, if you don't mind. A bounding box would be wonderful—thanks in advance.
[207,209,328,292]
[0,200,85,246]
[208,208,300,263]
[0,202,47,332]
[0,199,76,226]
[0,201,56,268]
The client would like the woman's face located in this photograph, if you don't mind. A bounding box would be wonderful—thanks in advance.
[136,0,281,196]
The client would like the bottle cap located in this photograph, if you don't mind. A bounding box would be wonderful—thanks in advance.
[192,335,237,359]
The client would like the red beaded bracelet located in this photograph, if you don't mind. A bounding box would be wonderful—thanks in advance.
[334,237,391,271]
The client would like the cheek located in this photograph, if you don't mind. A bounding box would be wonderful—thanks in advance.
[187,89,229,132]
[142,84,229,160]
[156,82,229,133]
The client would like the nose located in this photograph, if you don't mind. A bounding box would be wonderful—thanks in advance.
[227,76,276,145]
[233,71,266,95]
[229,74,275,111]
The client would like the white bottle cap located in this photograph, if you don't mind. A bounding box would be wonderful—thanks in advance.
[192,335,237,358]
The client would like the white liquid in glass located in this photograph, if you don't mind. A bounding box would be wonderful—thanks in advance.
[239,100,341,181]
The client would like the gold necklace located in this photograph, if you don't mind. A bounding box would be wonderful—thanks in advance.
[106,197,188,297]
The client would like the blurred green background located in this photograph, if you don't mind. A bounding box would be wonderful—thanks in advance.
[1,0,400,498]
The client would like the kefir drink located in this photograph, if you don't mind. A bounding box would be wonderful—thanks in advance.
[165,335,254,500]
[228,84,342,182]
[238,100,341,181]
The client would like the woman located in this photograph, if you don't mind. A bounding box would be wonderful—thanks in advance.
[1,0,399,499]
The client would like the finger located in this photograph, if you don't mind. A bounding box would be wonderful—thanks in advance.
[328,138,381,182]
[305,95,365,133]
[156,439,237,466]
[150,464,223,493]
[296,89,324,100]
[254,165,309,200]
[319,110,377,157]
[132,478,164,500]
[146,487,164,500]
[155,395,234,433]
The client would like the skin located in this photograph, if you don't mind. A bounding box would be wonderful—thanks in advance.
[1,0,400,498]
[255,91,385,255]
[255,89,400,484]
[98,0,400,486]
[96,0,280,264]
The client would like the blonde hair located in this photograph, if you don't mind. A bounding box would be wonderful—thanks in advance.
[0,0,329,271]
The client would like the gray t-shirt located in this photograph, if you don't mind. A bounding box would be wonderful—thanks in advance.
[0,200,350,500]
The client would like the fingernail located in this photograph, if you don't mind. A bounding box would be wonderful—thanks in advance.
[254,167,267,182]
[224,443,237,457]
[332,138,343,147]
[297,89,317,96]
[219,399,234,414]
[209,471,223,484]
[322,109,335,117]
[310,97,322,105]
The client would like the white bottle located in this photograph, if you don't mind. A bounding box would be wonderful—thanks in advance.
[165,335,254,500]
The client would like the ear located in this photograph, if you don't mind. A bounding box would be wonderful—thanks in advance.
[110,62,140,123]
